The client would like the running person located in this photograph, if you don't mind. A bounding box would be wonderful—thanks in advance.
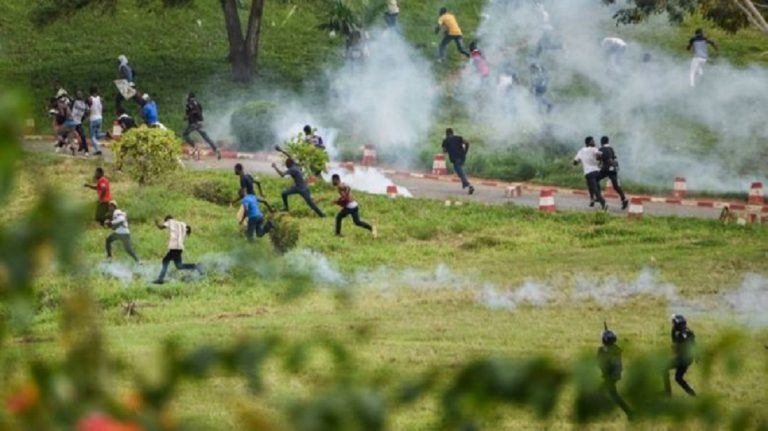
[272,159,326,217]
[87,86,106,156]
[597,323,633,419]
[597,136,628,210]
[234,163,265,201]
[573,136,606,210]
[71,90,89,156]
[141,94,163,128]
[332,174,377,238]
[687,29,718,87]
[152,216,202,284]
[435,7,470,62]
[105,201,140,263]
[442,128,474,195]
[239,190,274,242]
[183,92,220,160]
[664,314,697,397]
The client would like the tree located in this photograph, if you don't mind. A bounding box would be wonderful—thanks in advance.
[318,0,385,57]
[31,0,266,83]
[604,0,768,36]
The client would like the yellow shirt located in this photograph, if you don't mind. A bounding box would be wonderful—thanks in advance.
[438,13,462,36]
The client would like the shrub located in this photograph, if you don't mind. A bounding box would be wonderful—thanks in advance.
[112,126,182,186]
[230,100,277,151]
[192,178,234,206]
[281,132,330,177]
[269,213,299,254]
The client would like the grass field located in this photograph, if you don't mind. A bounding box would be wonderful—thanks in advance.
[2,151,767,428]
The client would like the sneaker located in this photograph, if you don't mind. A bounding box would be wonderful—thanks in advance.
[621,200,629,210]
[94,151,103,156]
[152,279,165,285]
[588,200,595,208]
[468,185,475,195]
[216,149,222,160]
[372,226,378,239]
[84,152,90,157]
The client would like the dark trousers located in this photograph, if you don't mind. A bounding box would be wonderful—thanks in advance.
[246,217,272,241]
[585,171,606,206]
[183,122,217,151]
[106,233,139,262]
[74,124,88,152]
[598,170,627,201]
[452,158,471,189]
[384,12,398,28]
[157,249,198,282]
[603,381,633,419]
[335,206,372,235]
[664,360,696,396]
[438,35,470,60]
[282,186,325,217]
[115,93,143,112]
[95,202,111,226]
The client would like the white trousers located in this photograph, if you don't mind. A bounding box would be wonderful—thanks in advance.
[689,57,707,87]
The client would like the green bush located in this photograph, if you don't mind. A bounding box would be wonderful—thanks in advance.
[230,100,277,151]
[112,126,182,186]
[269,213,299,254]
[282,131,330,177]
[192,178,234,206]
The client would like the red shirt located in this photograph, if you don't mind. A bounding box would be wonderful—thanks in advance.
[96,177,112,203]
[471,50,489,77]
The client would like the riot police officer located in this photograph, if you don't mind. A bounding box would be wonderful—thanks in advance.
[664,314,697,396]
[597,323,633,419]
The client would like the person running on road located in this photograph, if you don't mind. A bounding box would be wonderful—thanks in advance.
[239,190,274,242]
[664,314,698,397]
[183,92,220,160]
[83,167,113,226]
[598,136,628,210]
[105,201,140,264]
[71,90,89,156]
[597,323,633,419]
[272,158,326,217]
[233,163,265,203]
[152,215,202,284]
[573,136,606,210]
[442,128,474,195]
[435,7,470,62]
[687,28,718,87]
[332,174,377,238]
[87,86,106,156]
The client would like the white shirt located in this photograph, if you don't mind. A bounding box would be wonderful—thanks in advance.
[89,96,103,121]
[387,0,399,14]
[111,209,130,235]
[601,37,627,50]
[574,147,601,175]
[164,219,187,250]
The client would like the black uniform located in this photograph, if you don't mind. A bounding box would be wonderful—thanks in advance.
[597,145,627,204]
[664,327,697,396]
[597,344,633,418]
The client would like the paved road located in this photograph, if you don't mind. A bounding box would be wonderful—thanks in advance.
[25,140,725,220]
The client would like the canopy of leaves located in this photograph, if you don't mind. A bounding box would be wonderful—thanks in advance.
[604,0,768,33]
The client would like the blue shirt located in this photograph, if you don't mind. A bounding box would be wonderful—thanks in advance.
[242,194,263,219]
[142,101,159,124]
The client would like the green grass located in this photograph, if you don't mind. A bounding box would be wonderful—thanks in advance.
[3,151,768,428]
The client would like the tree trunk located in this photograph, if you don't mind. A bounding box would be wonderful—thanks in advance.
[733,0,768,34]
[220,0,264,83]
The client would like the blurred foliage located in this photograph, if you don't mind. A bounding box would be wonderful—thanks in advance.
[192,178,234,207]
[3,93,768,430]
[112,126,182,186]
[269,213,300,254]
[230,100,277,151]
[282,132,331,178]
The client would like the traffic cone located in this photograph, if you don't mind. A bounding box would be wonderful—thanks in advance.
[505,185,522,198]
[361,144,377,166]
[748,182,764,205]
[386,185,398,198]
[111,121,123,140]
[673,177,687,198]
[627,197,644,219]
[432,154,448,175]
[538,189,556,213]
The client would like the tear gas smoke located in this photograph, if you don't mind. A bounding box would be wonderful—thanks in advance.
[322,165,413,197]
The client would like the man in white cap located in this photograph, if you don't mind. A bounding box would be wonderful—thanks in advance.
[105,200,140,264]
[115,54,140,111]
[141,94,164,129]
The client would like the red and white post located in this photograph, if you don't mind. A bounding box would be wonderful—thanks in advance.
[538,189,556,213]
[748,182,764,206]
[432,154,448,175]
[673,177,687,198]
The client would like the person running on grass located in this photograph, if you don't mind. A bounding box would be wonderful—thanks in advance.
[573,136,606,210]
[664,314,697,397]
[271,157,326,218]
[152,215,202,284]
[597,322,633,420]
[233,163,265,204]
[441,128,475,195]
[435,7,470,62]
[332,174,377,238]
[105,201,140,264]
[183,92,221,160]
[687,28,718,88]
[87,86,106,156]
[83,167,113,226]
[597,136,628,210]
[239,190,274,242]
